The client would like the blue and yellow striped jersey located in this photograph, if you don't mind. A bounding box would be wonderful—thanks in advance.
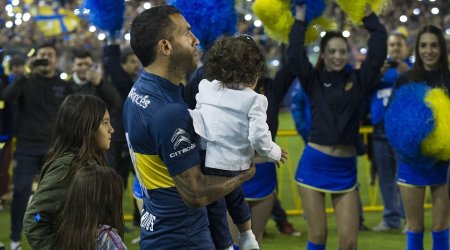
[123,71,213,249]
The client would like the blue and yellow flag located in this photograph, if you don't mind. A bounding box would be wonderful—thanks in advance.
[30,6,79,37]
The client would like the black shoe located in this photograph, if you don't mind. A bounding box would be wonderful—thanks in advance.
[277,221,301,236]
[359,224,370,231]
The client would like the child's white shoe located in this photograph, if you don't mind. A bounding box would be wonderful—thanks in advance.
[239,231,259,250]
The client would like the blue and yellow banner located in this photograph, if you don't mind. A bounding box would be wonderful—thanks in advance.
[30,6,79,37]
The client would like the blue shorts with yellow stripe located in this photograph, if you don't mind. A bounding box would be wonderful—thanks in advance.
[242,162,277,200]
[295,145,357,193]
[397,161,449,187]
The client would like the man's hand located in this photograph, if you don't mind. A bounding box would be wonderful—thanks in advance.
[396,61,409,74]
[380,61,390,75]
[27,57,47,76]
[86,64,102,86]
[173,163,256,208]
[242,162,256,181]
[295,5,306,21]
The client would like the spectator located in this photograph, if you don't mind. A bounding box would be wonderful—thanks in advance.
[23,94,114,249]
[3,43,75,250]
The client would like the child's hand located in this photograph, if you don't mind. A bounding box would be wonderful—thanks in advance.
[276,149,288,168]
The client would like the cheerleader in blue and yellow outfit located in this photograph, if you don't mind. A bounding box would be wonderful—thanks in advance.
[287,3,387,250]
[392,25,450,250]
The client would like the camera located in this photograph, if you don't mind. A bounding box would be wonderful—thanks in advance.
[386,59,399,68]
[32,58,49,67]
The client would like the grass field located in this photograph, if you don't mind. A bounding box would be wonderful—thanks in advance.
[0,111,436,249]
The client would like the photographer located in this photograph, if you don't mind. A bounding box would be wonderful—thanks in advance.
[2,43,75,250]
[68,49,121,110]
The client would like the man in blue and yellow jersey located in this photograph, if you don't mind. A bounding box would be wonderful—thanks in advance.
[125,6,256,249]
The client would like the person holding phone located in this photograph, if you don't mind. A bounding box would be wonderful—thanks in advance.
[370,32,412,232]
[2,43,75,250]
[69,49,121,111]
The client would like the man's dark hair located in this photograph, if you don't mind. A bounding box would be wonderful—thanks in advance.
[36,42,58,55]
[130,5,180,67]
[204,35,265,90]
[72,49,93,61]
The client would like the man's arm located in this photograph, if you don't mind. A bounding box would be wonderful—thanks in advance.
[154,103,255,208]
[95,79,122,110]
[103,44,132,101]
[172,164,255,208]
[2,74,27,103]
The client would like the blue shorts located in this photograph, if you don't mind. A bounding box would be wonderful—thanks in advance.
[295,145,357,193]
[397,161,449,187]
[242,162,277,200]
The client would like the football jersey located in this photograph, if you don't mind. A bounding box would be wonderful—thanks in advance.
[123,71,214,249]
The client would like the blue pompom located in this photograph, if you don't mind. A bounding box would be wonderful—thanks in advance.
[291,0,326,23]
[170,0,237,50]
[305,0,326,22]
[384,83,436,168]
[84,0,125,35]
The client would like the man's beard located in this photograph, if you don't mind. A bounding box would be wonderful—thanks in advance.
[169,47,197,77]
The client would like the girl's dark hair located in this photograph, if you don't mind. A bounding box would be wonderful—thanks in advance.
[411,25,449,82]
[43,94,108,180]
[53,165,124,250]
[316,31,348,70]
[204,35,265,90]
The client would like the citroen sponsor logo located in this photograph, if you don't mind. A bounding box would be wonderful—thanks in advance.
[169,128,196,158]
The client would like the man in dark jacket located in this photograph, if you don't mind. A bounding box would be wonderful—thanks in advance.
[103,42,142,227]
[69,49,121,110]
[3,43,74,250]
[103,42,140,188]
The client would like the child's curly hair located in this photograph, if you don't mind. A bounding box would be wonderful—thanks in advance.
[204,35,265,90]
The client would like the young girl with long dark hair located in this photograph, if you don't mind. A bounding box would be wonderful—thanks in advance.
[53,165,126,250]
[23,94,114,249]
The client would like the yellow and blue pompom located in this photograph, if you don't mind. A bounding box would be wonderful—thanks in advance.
[421,88,450,160]
[336,0,389,24]
[170,0,237,50]
[293,0,326,23]
[385,83,450,168]
[83,0,125,36]
[366,0,390,15]
[252,0,293,44]
[252,0,334,44]
[305,17,337,45]
[335,0,366,24]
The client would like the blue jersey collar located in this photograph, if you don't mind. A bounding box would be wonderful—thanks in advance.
[141,71,181,93]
